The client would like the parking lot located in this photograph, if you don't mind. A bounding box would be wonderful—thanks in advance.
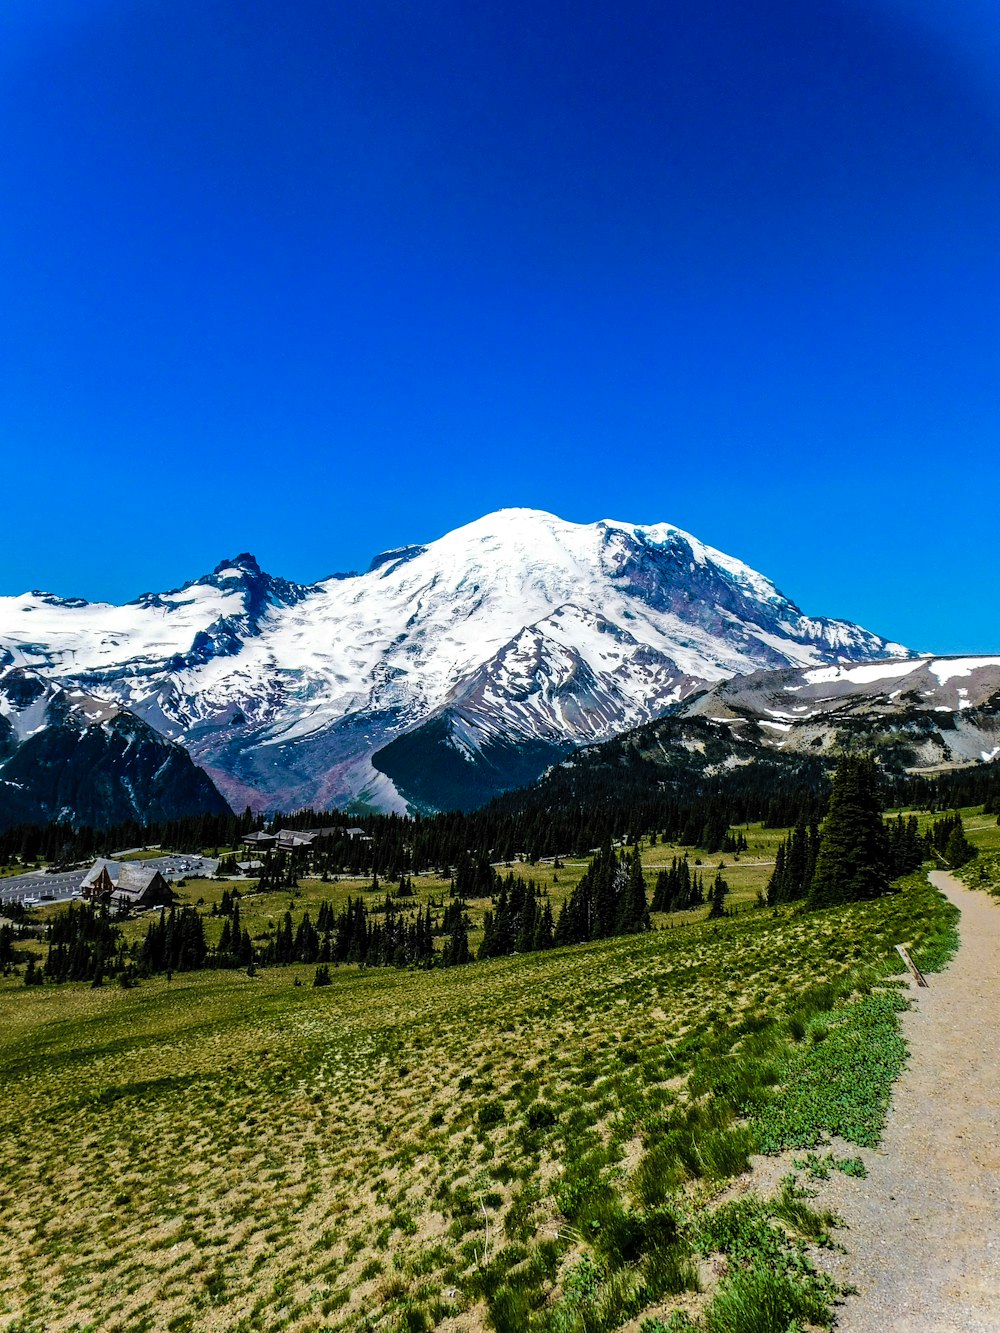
[0,853,220,909]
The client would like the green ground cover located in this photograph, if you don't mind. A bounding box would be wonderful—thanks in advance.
[10,826,781,965]
[134,824,785,958]
[0,862,956,1333]
[956,814,1000,895]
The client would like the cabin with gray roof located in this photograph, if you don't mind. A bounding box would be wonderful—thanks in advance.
[242,831,276,848]
[273,827,342,850]
[80,859,173,913]
[274,828,315,850]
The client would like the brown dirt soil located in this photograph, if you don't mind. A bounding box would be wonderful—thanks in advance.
[815,871,1000,1331]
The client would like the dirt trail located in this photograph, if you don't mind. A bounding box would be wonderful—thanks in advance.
[818,871,1000,1332]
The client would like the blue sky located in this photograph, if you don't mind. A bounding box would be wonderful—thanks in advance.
[2,1,999,651]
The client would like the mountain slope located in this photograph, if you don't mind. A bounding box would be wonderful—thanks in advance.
[0,510,911,813]
[677,655,1000,771]
[0,670,231,830]
[492,656,1000,837]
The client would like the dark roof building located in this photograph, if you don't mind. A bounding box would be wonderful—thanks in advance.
[242,831,277,847]
[80,859,174,912]
[273,827,342,850]
[274,828,316,850]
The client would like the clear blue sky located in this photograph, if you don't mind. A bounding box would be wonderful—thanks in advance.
[2,1,999,651]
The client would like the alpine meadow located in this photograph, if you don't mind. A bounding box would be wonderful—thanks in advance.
[3,737,999,1330]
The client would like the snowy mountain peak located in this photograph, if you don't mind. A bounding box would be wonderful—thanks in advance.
[222,551,259,571]
[397,508,790,616]
[205,552,264,583]
[180,552,309,607]
[0,508,912,814]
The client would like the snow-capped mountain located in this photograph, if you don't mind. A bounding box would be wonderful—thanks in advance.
[0,509,911,813]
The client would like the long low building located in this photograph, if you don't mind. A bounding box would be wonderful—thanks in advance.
[241,827,372,852]
[242,831,277,848]
[254,827,345,851]
[80,859,174,913]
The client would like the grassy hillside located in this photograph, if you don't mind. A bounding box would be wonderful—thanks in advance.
[0,857,958,1333]
[103,824,789,960]
[955,807,1000,894]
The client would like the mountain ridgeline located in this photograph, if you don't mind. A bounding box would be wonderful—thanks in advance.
[0,508,912,826]
[6,707,1000,887]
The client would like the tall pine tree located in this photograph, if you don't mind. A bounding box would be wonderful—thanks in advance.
[809,755,890,907]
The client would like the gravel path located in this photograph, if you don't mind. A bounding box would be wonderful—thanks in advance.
[820,871,1000,1331]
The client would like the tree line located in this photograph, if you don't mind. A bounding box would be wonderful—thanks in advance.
[25,845,661,987]
[2,721,998,888]
[21,754,978,988]
[764,756,978,909]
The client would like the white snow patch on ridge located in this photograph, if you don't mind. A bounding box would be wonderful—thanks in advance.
[929,657,1000,684]
[802,656,1000,692]
[803,660,925,687]
[0,583,236,672]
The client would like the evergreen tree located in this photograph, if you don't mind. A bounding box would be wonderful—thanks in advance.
[707,869,730,919]
[591,846,627,939]
[765,842,786,906]
[217,918,233,958]
[924,812,976,869]
[532,900,554,950]
[766,818,818,905]
[886,814,924,877]
[617,848,650,933]
[294,912,320,963]
[651,855,702,912]
[809,756,890,907]
[396,873,414,897]
[45,904,122,982]
[944,821,976,869]
[442,902,470,966]
[555,844,652,944]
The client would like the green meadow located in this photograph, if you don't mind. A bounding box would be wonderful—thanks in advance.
[0,808,974,1333]
[106,823,791,961]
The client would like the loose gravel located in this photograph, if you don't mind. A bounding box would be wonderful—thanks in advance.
[817,870,1000,1331]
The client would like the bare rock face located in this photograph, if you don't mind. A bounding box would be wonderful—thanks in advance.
[0,510,911,814]
[677,656,1000,771]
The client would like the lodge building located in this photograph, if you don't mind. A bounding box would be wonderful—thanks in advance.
[79,859,174,913]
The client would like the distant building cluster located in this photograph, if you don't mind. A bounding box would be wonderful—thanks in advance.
[242,826,372,852]
[69,826,376,915]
